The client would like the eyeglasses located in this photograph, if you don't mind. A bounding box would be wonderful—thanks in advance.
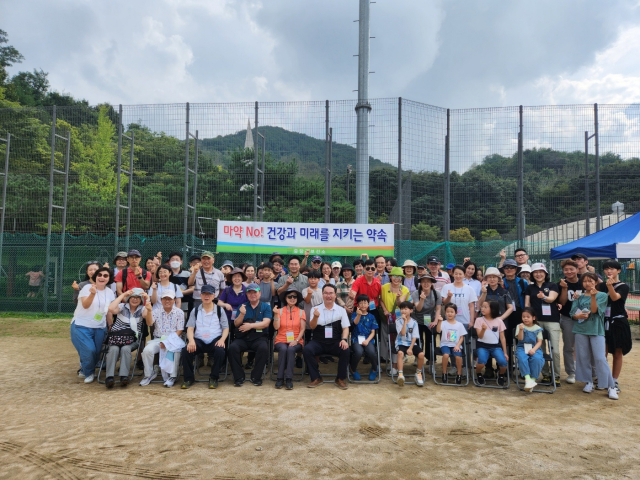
[515,254,527,258]
[391,275,403,280]
[286,295,298,300]
[96,273,109,278]
[364,267,376,271]
[503,266,516,270]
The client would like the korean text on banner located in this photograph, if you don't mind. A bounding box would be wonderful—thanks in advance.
[216,221,394,256]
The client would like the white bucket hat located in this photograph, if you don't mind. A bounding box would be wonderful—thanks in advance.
[402,260,418,269]
[518,264,532,273]
[530,262,548,274]
[484,267,501,278]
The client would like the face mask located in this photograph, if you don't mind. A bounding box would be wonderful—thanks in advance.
[170,261,181,269]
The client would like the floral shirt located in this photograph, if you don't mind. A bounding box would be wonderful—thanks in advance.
[151,305,185,338]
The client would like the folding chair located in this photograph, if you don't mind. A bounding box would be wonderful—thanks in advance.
[513,329,556,394]
[193,335,229,383]
[269,331,305,382]
[430,331,469,387]
[96,337,141,385]
[470,328,510,389]
[388,332,425,386]
[347,330,382,384]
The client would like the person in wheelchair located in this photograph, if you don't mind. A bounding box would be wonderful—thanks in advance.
[515,307,545,392]
[474,301,509,386]
[349,294,379,381]
[436,304,467,384]
[272,287,306,390]
[104,289,147,388]
[395,301,425,387]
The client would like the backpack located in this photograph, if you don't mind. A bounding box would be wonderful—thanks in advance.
[120,267,149,292]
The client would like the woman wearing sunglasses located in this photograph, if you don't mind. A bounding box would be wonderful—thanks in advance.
[273,287,306,390]
[70,267,115,384]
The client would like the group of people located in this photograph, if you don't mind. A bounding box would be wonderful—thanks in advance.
[69,248,632,399]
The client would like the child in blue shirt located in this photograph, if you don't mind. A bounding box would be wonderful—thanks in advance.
[396,301,425,387]
[350,294,379,381]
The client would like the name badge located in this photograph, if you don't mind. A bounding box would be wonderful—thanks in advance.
[256,329,263,333]
[325,326,333,338]
[524,343,533,354]
[395,308,401,319]
[425,314,432,324]
[605,307,611,318]
[541,304,552,316]
[358,335,366,345]
[286,331,295,342]
[93,312,104,322]
[512,301,517,310]
[369,300,376,311]
[231,311,237,321]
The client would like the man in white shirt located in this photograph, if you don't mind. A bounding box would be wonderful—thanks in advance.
[181,284,229,389]
[188,251,225,309]
[303,284,351,390]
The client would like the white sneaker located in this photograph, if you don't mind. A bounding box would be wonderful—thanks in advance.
[84,374,95,384]
[566,374,575,384]
[608,387,619,400]
[583,382,593,393]
[164,377,176,388]
[139,372,157,386]
[397,372,405,387]
[524,379,536,392]
[77,369,86,379]
[415,371,424,387]
[390,367,398,375]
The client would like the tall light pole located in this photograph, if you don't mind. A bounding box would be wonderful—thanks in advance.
[355,0,371,224]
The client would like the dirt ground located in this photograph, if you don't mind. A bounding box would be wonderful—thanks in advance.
[1,317,640,479]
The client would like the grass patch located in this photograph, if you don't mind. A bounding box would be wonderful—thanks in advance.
[0,317,70,338]
[0,312,71,319]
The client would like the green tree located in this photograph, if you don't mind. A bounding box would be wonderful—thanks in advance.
[7,69,49,105]
[411,221,441,241]
[450,227,474,242]
[0,29,24,85]
[480,228,501,240]
[72,105,117,199]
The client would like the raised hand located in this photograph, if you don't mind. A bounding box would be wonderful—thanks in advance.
[89,285,97,295]
[537,291,545,299]
[272,306,280,317]
[559,278,568,289]
[239,304,246,316]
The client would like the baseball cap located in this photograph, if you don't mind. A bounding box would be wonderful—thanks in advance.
[127,249,141,257]
[426,255,440,264]
[115,251,128,259]
[221,260,234,268]
[201,284,216,295]
[160,289,176,299]
[188,254,201,262]
[246,283,261,292]
[331,261,342,269]
[311,255,322,262]
[417,265,426,270]
[446,263,455,270]
[201,251,215,259]
[130,288,145,297]
[502,259,518,269]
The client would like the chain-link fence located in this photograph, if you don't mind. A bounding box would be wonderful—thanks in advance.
[1,99,639,312]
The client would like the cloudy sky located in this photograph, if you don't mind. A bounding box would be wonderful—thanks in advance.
[3,0,640,108]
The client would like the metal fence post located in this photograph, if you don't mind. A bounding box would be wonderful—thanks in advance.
[57,130,71,312]
[191,130,199,250]
[397,97,402,243]
[44,106,56,313]
[444,109,450,242]
[183,102,190,254]
[253,101,259,222]
[325,100,330,222]
[594,103,601,231]
[0,133,9,281]
[517,105,524,243]
[115,105,123,254]
[584,131,590,236]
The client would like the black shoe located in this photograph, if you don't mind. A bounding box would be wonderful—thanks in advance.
[105,376,115,389]
[234,379,244,387]
[120,376,129,387]
[456,375,462,385]
[441,373,448,383]
[181,380,195,389]
[477,374,486,385]
[285,379,293,390]
[484,368,495,379]
[275,378,284,389]
[250,378,262,387]
[209,378,218,389]
[244,360,254,370]
[319,356,329,364]
[295,356,303,369]
[498,375,506,386]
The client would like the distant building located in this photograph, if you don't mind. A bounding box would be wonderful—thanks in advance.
[244,119,254,150]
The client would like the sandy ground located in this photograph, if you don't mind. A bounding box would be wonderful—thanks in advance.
[1,318,640,479]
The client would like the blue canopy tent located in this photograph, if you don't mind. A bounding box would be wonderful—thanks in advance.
[550,212,640,259]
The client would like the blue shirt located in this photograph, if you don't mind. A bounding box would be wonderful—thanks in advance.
[350,311,379,343]
[234,301,272,341]
[503,277,528,309]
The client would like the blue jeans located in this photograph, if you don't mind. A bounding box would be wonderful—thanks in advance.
[70,323,107,376]
[440,345,462,357]
[515,346,544,379]
[476,347,507,368]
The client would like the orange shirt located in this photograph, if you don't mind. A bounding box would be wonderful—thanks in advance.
[275,306,306,345]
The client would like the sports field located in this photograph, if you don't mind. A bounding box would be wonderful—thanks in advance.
[1,317,639,479]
